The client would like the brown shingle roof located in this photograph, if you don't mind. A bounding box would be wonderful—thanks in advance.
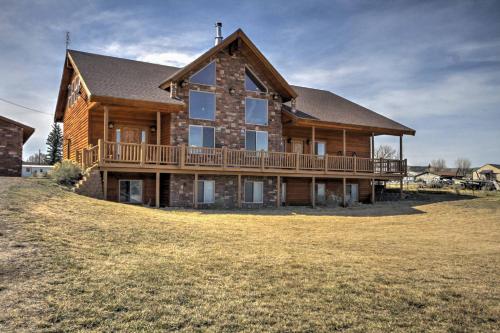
[68,50,183,106]
[286,85,415,135]
[0,114,34,143]
[63,50,414,135]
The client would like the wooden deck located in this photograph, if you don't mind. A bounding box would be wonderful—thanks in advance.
[81,140,406,179]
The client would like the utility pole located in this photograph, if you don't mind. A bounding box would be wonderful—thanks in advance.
[38,149,41,164]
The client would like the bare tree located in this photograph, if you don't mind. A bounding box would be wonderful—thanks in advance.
[430,159,447,172]
[455,158,471,171]
[375,145,397,159]
[25,152,48,165]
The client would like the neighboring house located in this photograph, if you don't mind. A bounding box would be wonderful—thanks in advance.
[0,115,34,177]
[473,164,500,182]
[53,25,415,208]
[21,164,54,177]
[415,171,441,184]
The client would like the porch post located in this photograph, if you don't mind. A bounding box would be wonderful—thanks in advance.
[343,129,346,156]
[103,170,108,200]
[103,106,109,142]
[194,173,198,208]
[371,178,375,204]
[276,175,280,208]
[311,176,316,208]
[371,133,375,158]
[237,174,242,208]
[342,177,346,207]
[156,111,161,144]
[155,172,160,208]
[311,126,315,154]
[400,135,403,199]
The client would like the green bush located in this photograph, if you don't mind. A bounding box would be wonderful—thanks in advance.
[51,160,82,185]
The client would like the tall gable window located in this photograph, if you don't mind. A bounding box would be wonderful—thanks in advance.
[245,68,266,92]
[67,76,80,107]
[190,61,216,86]
[245,97,268,125]
[245,130,268,151]
[189,90,216,120]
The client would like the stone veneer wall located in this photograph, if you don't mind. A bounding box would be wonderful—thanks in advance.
[168,43,284,207]
[170,45,283,150]
[0,120,23,177]
[169,174,278,209]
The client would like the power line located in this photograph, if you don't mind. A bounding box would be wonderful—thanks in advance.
[0,97,52,116]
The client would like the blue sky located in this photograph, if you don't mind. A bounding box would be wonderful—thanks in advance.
[1,0,499,166]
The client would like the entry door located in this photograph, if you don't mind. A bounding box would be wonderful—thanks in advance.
[291,139,304,154]
[120,127,145,143]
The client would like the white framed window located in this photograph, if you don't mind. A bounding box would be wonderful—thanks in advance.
[245,130,268,151]
[245,97,268,125]
[315,141,326,156]
[189,90,216,120]
[197,180,215,204]
[189,125,215,148]
[189,61,216,86]
[245,67,267,92]
[119,180,143,204]
[244,181,264,203]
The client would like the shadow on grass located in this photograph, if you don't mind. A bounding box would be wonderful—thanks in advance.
[163,192,478,217]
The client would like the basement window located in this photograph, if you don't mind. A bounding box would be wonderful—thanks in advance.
[245,130,268,151]
[190,61,216,86]
[197,180,215,204]
[119,180,143,204]
[245,68,266,92]
[244,181,264,203]
[189,90,216,120]
[245,97,268,125]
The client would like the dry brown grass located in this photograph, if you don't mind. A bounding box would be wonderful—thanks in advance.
[1,177,499,332]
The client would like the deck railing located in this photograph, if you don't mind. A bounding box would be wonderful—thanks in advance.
[81,144,99,169]
[88,140,406,176]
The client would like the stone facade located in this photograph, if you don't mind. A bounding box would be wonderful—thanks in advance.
[167,43,285,208]
[74,167,104,199]
[170,45,283,151]
[0,120,24,177]
[169,174,278,209]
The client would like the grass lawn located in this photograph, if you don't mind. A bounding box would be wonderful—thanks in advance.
[1,177,499,332]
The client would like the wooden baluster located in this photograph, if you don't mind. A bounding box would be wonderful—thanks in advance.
[354,155,357,174]
[98,139,103,164]
[180,144,185,167]
[324,154,328,173]
[261,150,265,171]
[296,152,300,172]
[140,142,146,166]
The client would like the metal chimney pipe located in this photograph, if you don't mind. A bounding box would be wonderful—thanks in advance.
[214,22,223,46]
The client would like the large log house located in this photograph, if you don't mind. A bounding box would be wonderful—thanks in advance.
[54,25,415,208]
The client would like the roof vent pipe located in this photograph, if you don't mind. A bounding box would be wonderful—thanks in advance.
[214,22,223,46]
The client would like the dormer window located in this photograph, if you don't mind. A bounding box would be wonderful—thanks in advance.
[245,68,266,93]
[189,61,216,86]
[67,76,80,107]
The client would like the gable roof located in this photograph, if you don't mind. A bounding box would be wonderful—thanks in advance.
[54,50,184,121]
[284,86,415,136]
[0,114,34,143]
[53,30,414,136]
[159,29,298,102]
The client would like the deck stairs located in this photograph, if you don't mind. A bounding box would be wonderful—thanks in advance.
[73,166,104,199]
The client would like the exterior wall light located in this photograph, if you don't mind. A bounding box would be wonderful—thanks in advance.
[229,87,236,95]
[108,122,114,129]
[150,126,156,133]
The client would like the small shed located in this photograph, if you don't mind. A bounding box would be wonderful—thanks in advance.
[21,164,54,177]
[0,115,34,177]
[473,164,500,182]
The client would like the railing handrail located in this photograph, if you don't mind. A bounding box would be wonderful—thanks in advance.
[101,141,405,175]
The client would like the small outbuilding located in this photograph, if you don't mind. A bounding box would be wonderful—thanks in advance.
[21,164,54,177]
[473,164,500,182]
[0,115,35,177]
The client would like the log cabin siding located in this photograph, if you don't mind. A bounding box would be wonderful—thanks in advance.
[89,109,171,145]
[282,127,371,157]
[63,74,89,161]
